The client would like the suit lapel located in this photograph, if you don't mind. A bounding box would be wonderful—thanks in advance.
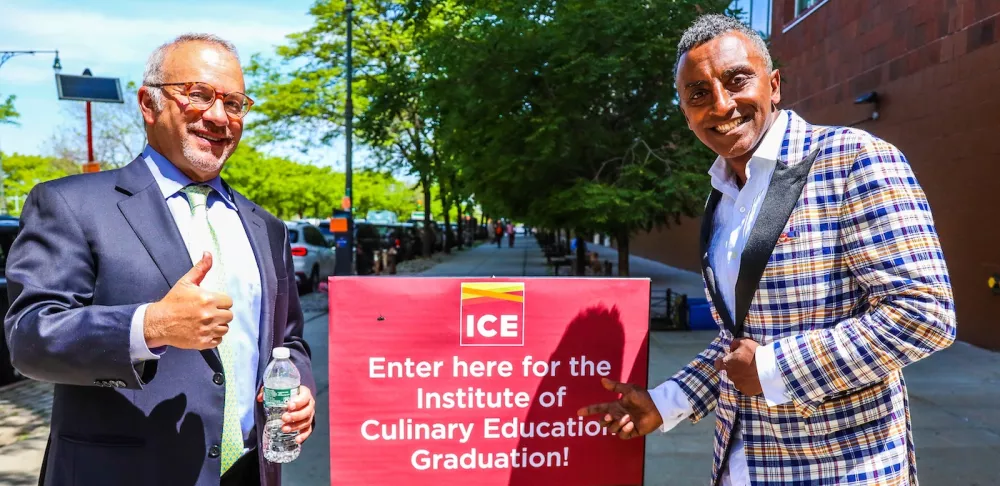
[116,157,193,289]
[230,189,276,386]
[116,156,224,371]
[731,113,823,337]
[699,189,737,335]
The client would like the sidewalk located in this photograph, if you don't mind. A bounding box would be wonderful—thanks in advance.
[0,379,51,485]
[418,234,551,277]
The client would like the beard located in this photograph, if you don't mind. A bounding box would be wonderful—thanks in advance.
[180,124,236,175]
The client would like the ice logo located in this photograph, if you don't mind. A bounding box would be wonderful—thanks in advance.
[460,282,525,346]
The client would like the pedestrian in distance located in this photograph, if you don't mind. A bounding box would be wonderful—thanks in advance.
[578,14,955,486]
[4,33,317,486]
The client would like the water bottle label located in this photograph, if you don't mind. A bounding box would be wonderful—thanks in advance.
[264,387,298,407]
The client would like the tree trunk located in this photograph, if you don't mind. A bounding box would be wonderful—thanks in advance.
[575,232,587,276]
[616,229,630,276]
[421,175,433,258]
[441,188,452,254]
[456,201,466,250]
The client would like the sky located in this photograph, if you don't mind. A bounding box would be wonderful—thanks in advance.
[0,0,358,169]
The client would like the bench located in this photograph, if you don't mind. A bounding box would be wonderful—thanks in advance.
[550,257,573,275]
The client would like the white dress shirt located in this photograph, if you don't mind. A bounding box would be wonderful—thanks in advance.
[127,145,264,444]
[648,111,792,486]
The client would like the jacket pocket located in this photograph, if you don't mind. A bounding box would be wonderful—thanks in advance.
[804,378,896,437]
[55,435,144,486]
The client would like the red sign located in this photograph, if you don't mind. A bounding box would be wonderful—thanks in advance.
[328,277,650,485]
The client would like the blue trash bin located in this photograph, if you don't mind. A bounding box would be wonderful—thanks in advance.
[686,297,716,330]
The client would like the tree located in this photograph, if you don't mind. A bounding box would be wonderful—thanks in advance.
[0,93,19,125]
[221,144,420,220]
[47,81,146,168]
[419,0,727,274]
[247,0,460,258]
[0,152,77,215]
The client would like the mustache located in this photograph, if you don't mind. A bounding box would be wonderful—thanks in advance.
[187,124,233,140]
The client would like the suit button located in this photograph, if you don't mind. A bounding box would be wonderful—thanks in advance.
[213,373,225,385]
[209,445,220,458]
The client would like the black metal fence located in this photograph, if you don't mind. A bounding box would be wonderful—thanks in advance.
[650,288,690,331]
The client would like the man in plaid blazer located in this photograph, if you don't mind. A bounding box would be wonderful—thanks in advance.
[579,14,955,485]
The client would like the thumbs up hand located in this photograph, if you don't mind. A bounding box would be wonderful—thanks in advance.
[143,252,234,350]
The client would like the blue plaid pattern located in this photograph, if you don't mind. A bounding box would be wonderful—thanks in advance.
[669,111,956,485]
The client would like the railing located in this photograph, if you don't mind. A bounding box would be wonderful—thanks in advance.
[650,288,689,331]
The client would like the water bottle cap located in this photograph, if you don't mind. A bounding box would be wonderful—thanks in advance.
[272,347,290,359]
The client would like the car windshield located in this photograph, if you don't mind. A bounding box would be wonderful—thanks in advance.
[288,229,299,243]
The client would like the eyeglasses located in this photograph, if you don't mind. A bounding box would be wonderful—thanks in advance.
[146,81,254,119]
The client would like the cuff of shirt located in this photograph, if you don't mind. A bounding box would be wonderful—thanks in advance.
[130,304,165,363]
[648,380,694,433]
[756,341,791,407]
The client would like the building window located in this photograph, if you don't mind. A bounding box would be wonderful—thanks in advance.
[795,0,821,16]
[729,0,773,38]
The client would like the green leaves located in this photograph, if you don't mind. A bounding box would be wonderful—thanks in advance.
[220,144,420,220]
[421,0,727,236]
[248,0,733,249]
[0,94,19,126]
[0,153,77,214]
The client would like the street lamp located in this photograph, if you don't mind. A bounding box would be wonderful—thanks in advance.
[0,49,61,215]
[0,49,60,71]
[339,0,356,275]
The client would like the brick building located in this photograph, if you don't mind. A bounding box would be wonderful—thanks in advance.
[629,0,1000,350]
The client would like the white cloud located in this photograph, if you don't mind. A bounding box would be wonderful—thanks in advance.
[0,63,61,85]
[0,1,316,155]
[0,3,312,84]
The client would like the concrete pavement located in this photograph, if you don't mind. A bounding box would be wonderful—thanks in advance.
[0,380,52,485]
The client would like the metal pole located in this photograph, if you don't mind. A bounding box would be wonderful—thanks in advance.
[86,101,94,163]
[0,102,6,215]
[345,0,355,272]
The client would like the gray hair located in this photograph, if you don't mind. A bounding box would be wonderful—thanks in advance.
[142,33,240,109]
[674,14,772,78]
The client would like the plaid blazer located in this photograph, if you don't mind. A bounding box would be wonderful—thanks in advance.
[669,110,956,485]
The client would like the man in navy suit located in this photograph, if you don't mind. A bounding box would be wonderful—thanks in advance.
[4,33,316,486]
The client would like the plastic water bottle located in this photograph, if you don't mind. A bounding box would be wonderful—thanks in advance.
[263,347,301,463]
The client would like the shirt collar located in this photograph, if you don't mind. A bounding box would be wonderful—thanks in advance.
[707,110,789,199]
[141,145,236,210]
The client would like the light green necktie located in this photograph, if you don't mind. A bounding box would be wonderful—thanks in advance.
[181,184,243,475]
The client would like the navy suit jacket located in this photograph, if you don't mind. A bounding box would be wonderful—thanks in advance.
[4,156,316,486]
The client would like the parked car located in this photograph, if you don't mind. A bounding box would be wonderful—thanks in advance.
[316,220,336,246]
[0,216,22,386]
[353,222,383,275]
[285,221,337,293]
